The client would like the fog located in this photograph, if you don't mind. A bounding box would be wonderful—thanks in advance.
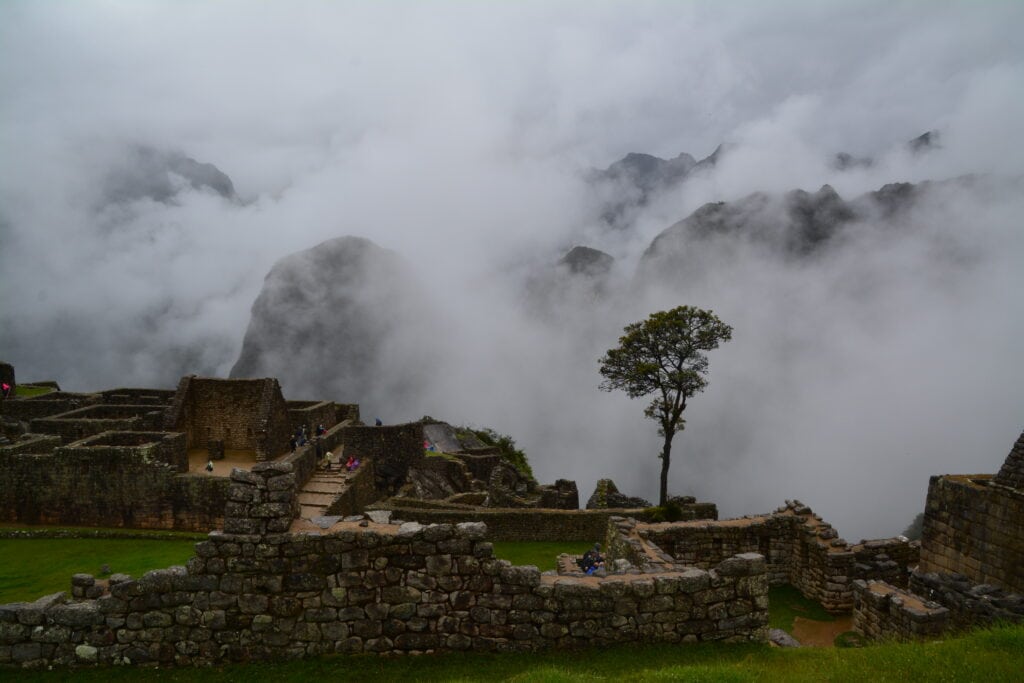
[2,1,1023,540]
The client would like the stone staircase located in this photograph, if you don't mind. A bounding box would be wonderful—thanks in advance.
[297,467,353,520]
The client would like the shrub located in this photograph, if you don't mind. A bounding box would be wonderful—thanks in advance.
[471,427,533,479]
[644,500,684,522]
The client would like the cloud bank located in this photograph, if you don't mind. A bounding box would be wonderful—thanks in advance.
[2,1,1023,539]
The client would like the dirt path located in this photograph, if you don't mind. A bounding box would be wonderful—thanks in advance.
[791,615,852,647]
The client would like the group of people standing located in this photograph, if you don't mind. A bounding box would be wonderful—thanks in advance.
[289,424,326,452]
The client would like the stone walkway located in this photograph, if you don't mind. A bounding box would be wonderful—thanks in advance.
[297,467,355,520]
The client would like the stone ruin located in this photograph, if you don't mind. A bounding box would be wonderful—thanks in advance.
[0,360,1021,663]
[407,420,580,510]
[851,430,1024,641]
[586,478,653,509]
[0,462,770,668]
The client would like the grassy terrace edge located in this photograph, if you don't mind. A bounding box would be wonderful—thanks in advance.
[1,624,1021,681]
[0,525,206,541]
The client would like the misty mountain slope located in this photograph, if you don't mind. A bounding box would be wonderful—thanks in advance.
[635,178,963,282]
[230,236,436,407]
[103,145,238,205]
[832,130,941,170]
[588,146,725,230]
[523,245,617,320]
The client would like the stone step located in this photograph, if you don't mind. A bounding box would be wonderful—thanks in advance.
[298,492,337,505]
[300,504,327,518]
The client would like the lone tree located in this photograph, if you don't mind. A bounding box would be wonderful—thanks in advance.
[598,306,732,505]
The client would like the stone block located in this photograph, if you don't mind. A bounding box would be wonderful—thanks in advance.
[50,603,102,628]
[716,553,766,577]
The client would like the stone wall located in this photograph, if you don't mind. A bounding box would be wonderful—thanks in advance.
[994,431,1024,490]
[326,465,379,517]
[339,424,424,496]
[286,401,338,436]
[334,404,360,424]
[609,502,919,613]
[0,394,101,423]
[31,405,166,444]
[0,431,226,531]
[908,569,1024,630]
[373,502,625,542]
[0,434,60,456]
[164,377,292,462]
[99,389,175,406]
[454,452,503,482]
[0,463,768,669]
[852,580,950,641]
[919,474,1024,594]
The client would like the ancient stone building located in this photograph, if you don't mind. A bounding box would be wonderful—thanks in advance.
[919,430,1024,593]
[853,430,1024,640]
[599,501,918,614]
[163,376,292,462]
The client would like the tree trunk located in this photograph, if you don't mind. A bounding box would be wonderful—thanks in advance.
[659,431,673,506]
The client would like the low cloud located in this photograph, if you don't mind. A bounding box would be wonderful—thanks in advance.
[1,1,1022,539]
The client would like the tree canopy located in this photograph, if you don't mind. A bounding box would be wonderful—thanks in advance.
[599,305,732,504]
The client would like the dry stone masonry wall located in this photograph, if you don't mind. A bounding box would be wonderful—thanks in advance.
[163,377,292,462]
[605,502,919,613]
[854,430,1024,642]
[919,473,1024,593]
[0,462,768,669]
[852,580,949,641]
[0,431,227,530]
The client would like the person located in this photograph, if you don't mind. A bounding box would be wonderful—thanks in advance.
[1,383,10,399]
[345,455,355,471]
[289,437,297,453]
[205,460,214,473]
[375,417,383,426]
[316,423,326,437]
[578,543,604,573]
[324,450,333,471]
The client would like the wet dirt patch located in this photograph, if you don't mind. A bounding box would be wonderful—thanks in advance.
[792,615,852,647]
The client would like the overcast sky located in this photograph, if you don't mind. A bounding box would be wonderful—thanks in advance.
[2,1,1022,540]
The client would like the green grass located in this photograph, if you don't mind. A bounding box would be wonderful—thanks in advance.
[3,625,1023,682]
[0,538,198,603]
[491,541,595,571]
[11,384,54,398]
[768,584,836,631]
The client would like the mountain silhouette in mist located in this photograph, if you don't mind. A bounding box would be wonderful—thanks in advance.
[588,145,726,229]
[230,236,433,405]
[636,176,977,286]
[104,145,238,205]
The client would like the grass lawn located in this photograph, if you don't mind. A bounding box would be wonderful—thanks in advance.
[3,625,1023,682]
[491,540,595,572]
[0,538,198,604]
[768,583,836,631]
[11,384,55,398]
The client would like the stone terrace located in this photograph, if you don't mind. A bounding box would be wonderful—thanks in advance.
[0,462,769,669]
